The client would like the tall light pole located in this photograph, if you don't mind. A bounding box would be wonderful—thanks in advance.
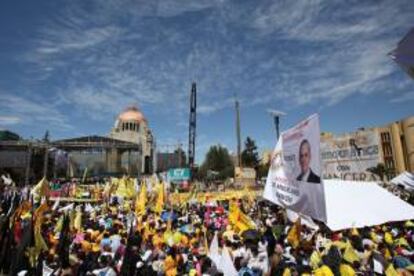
[267,109,286,140]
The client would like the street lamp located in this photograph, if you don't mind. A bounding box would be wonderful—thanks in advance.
[267,109,286,140]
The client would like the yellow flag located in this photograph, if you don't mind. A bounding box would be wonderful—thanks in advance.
[384,232,393,245]
[34,224,48,254]
[155,182,165,214]
[32,177,50,201]
[310,250,322,269]
[126,178,136,198]
[115,177,133,198]
[314,265,334,276]
[287,218,301,249]
[228,201,255,233]
[34,202,49,227]
[74,208,82,232]
[54,215,64,234]
[33,202,49,257]
[343,242,360,264]
[350,228,359,236]
[384,248,392,260]
[395,237,409,247]
[385,264,399,276]
[135,182,147,215]
[282,268,291,276]
[370,231,379,243]
[405,220,414,228]
[339,263,356,276]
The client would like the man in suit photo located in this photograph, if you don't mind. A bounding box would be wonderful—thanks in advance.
[296,139,321,183]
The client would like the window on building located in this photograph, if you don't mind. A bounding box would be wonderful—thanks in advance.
[385,159,395,170]
[381,132,391,142]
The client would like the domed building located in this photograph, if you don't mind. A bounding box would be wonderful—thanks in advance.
[109,106,155,174]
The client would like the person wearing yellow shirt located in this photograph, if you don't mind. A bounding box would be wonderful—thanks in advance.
[164,254,178,276]
[152,232,164,249]
[190,235,198,246]
[181,234,189,247]
[81,239,92,253]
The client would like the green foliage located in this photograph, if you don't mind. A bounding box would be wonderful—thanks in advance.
[367,163,395,181]
[257,162,270,179]
[241,137,260,168]
[200,145,234,180]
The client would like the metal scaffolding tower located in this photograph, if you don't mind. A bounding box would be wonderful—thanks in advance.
[188,82,197,169]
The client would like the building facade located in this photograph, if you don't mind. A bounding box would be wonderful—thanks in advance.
[109,106,156,174]
[156,152,184,173]
[321,115,414,181]
[377,116,414,173]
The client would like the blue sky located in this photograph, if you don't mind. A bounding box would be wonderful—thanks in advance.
[0,0,413,163]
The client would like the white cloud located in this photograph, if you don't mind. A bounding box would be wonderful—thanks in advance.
[0,93,72,130]
[0,116,21,125]
[11,0,413,134]
[391,92,414,103]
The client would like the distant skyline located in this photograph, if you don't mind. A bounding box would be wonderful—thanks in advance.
[0,0,413,163]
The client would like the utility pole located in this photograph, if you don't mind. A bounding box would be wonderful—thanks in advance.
[43,130,50,178]
[235,100,242,168]
[25,142,32,186]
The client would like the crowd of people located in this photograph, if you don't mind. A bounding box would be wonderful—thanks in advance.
[1,177,414,276]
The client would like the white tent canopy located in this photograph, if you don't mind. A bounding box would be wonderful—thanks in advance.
[324,180,414,231]
[390,171,414,191]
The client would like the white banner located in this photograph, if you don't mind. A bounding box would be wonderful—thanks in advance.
[264,114,327,222]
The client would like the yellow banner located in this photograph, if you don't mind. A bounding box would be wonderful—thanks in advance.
[168,190,261,205]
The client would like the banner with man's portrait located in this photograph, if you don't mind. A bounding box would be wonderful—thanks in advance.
[263,114,327,222]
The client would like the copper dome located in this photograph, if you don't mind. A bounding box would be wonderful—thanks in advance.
[118,106,146,122]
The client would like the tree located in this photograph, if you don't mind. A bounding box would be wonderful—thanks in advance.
[241,137,260,168]
[257,161,270,179]
[200,145,234,180]
[367,163,395,181]
[43,130,50,142]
